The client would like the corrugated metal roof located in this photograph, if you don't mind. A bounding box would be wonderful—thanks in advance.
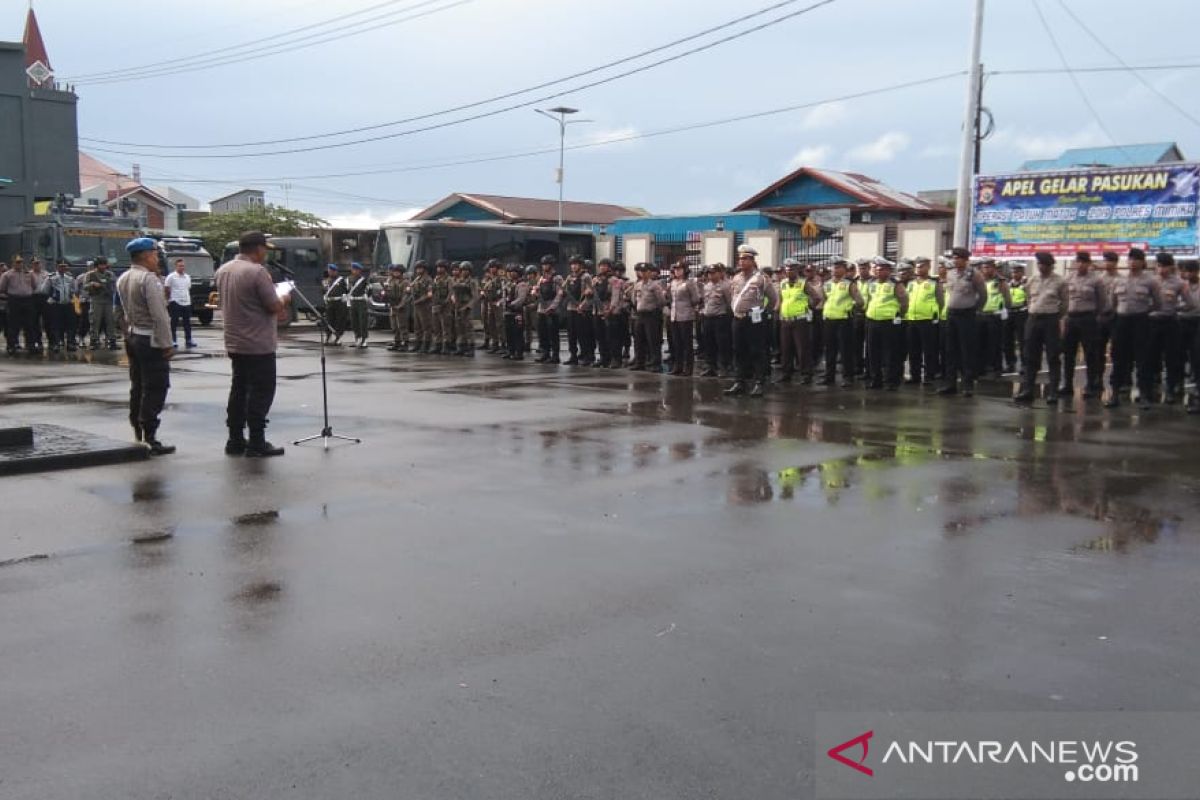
[734,167,944,214]
[1019,142,1182,171]
[415,193,647,225]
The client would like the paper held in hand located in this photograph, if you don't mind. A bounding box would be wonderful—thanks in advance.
[275,280,295,300]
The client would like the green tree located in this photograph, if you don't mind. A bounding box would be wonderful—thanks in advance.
[194,204,328,259]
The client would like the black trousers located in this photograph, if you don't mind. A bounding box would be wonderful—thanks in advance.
[577,311,595,362]
[866,318,903,387]
[732,315,768,382]
[1098,315,1115,368]
[567,310,594,361]
[168,301,193,345]
[1004,310,1026,370]
[1148,316,1183,394]
[593,315,610,366]
[77,302,91,340]
[853,315,867,374]
[778,318,812,378]
[1183,317,1200,394]
[32,295,47,343]
[810,308,824,364]
[669,320,694,373]
[1061,313,1101,391]
[537,313,560,358]
[607,314,629,366]
[126,334,170,434]
[504,313,524,358]
[1021,313,1061,394]
[823,318,856,382]
[5,296,36,350]
[633,310,662,368]
[227,352,278,437]
[976,313,1003,375]
[46,303,76,348]
[944,309,978,387]
[906,319,937,382]
[701,314,732,373]
[1110,314,1151,395]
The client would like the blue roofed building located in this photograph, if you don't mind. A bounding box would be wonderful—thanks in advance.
[733,166,950,224]
[1020,142,1184,172]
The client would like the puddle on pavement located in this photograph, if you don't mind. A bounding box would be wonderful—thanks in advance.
[232,580,284,603]
[233,509,280,526]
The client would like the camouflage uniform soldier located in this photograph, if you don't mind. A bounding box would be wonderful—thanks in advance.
[385,265,412,351]
[451,261,477,356]
[502,264,529,360]
[83,257,119,349]
[534,256,564,363]
[481,259,504,352]
[522,265,538,349]
[410,261,434,353]
[431,260,453,354]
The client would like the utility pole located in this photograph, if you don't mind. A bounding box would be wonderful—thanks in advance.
[953,0,985,249]
[535,107,589,227]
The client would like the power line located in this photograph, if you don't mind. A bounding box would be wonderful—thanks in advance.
[80,0,833,150]
[125,71,964,187]
[78,0,841,160]
[66,0,431,82]
[1054,0,1200,130]
[72,0,473,86]
[1028,0,1130,161]
[990,62,1200,76]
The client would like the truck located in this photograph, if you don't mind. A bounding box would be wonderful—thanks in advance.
[16,205,141,271]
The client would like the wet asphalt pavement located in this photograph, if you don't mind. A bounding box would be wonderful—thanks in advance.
[2,326,1199,799]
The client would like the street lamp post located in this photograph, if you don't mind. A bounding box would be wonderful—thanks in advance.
[535,106,590,228]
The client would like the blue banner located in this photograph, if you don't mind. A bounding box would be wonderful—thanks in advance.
[971,164,1199,257]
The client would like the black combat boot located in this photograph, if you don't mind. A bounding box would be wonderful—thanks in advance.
[225,426,247,456]
[245,430,284,458]
[142,425,176,456]
[724,381,746,396]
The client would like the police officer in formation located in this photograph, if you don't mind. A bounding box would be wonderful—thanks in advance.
[366,244,1200,414]
[724,244,778,397]
[775,259,822,384]
[699,262,733,377]
[562,255,595,365]
[321,264,348,346]
[346,262,371,349]
[904,256,942,385]
[384,265,411,352]
[1061,251,1106,397]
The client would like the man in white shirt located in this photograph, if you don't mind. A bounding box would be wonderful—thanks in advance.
[163,258,196,348]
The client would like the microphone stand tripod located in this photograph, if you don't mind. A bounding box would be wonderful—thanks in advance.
[283,275,361,450]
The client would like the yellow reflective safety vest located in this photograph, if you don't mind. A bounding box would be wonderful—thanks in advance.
[824,279,855,320]
[904,277,939,321]
[778,279,810,320]
[982,279,1004,313]
[1010,283,1027,309]
[865,279,900,321]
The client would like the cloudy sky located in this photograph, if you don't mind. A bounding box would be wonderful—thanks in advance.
[7,0,1199,225]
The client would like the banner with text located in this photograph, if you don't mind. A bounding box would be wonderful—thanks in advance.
[971,164,1200,257]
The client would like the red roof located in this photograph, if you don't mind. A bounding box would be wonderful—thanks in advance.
[79,152,134,193]
[734,167,947,215]
[22,7,51,85]
[414,192,647,225]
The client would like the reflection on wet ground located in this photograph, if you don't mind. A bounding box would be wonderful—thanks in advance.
[441,369,1200,554]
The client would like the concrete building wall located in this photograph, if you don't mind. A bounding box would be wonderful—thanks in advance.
[0,42,79,239]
